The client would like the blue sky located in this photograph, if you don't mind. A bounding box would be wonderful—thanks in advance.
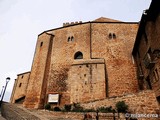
[0,0,151,101]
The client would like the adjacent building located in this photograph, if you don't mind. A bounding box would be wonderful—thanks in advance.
[10,72,30,104]
[132,0,160,104]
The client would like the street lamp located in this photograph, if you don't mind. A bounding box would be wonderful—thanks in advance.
[0,86,4,98]
[0,77,10,107]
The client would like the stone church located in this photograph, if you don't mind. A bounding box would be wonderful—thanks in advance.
[10,0,160,113]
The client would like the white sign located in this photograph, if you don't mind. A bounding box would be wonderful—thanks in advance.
[48,94,59,103]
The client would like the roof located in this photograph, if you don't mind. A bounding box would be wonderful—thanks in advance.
[93,17,122,22]
[17,71,31,76]
[39,17,137,36]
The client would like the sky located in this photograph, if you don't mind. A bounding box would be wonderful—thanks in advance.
[0,0,151,102]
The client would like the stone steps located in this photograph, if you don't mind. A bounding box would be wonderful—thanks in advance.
[1,103,125,120]
[1,103,40,120]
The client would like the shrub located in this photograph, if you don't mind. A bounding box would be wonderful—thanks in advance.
[83,108,96,112]
[72,103,84,112]
[97,106,113,113]
[72,107,83,112]
[116,101,128,113]
[44,104,51,110]
[53,107,61,111]
[97,107,106,113]
[73,102,81,108]
[64,104,72,111]
[61,108,66,112]
[106,106,114,113]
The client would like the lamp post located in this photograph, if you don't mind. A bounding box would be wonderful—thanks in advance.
[0,86,4,98]
[0,77,10,107]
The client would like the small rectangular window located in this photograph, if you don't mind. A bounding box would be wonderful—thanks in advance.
[19,83,22,87]
[143,48,155,69]
[40,42,43,47]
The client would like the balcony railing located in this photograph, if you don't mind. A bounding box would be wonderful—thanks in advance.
[143,53,156,69]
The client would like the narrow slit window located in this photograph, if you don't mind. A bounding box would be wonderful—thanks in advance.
[19,83,22,87]
[40,42,43,47]
[113,33,116,39]
[109,33,112,39]
[68,37,71,42]
[71,36,74,41]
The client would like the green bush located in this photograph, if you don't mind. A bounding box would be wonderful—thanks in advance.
[73,102,81,108]
[72,103,84,112]
[44,104,51,110]
[116,101,128,113]
[106,106,114,113]
[83,108,96,112]
[72,107,84,112]
[97,106,113,113]
[53,107,61,111]
[64,104,72,111]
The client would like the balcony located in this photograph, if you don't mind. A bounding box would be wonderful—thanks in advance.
[143,53,156,69]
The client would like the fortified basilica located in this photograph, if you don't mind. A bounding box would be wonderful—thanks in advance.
[10,0,160,114]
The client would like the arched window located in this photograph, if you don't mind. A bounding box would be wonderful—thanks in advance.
[71,36,74,41]
[74,51,83,59]
[68,37,71,42]
[109,33,112,39]
[113,33,116,39]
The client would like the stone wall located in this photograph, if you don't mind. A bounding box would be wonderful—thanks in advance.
[91,23,139,97]
[23,33,53,108]
[22,18,140,108]
[46,23,91,106]
[46,22,139,107]
[68,59,106,103]
[81,90,159,114]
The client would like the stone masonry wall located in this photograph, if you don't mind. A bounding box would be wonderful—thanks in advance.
[68,59,106,104]
[46,22,139,106]
[23,33,52,108]
[23,19,140,108]
[81,90,159,114]
[91,23,139,97]
[46,23,91,106]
